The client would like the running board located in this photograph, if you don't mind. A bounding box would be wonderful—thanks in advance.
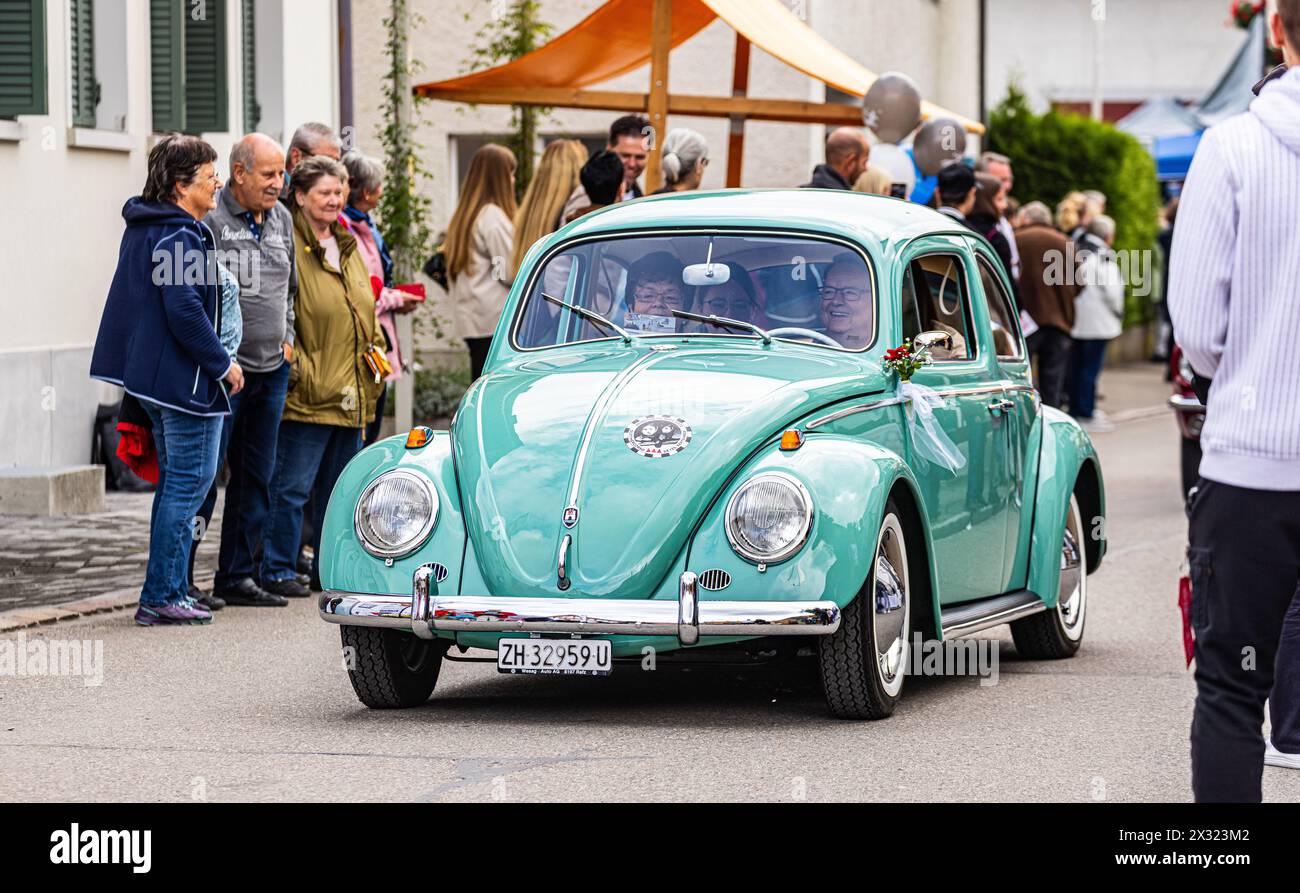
[940,589,1046,639]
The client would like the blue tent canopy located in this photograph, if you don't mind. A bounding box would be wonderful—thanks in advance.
[1154,132,1204,181]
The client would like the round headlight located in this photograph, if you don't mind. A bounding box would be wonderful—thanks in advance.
[354,470,438,559]
[724,472,813,564]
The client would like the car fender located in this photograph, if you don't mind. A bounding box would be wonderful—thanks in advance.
[688,435,941,633]
[319,432,467,597]
[1027,407,1107,609]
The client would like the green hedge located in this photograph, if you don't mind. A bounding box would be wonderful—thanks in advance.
[986,84,1160,327]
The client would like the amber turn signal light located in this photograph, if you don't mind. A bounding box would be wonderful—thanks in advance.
[405,427,434,449]
[779,429,804,451]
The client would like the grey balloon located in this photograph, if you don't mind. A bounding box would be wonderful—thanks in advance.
[861,72,922,144]
[912,117,968,176]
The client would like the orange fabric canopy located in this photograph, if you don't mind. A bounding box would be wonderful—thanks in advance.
[416,0,983,133]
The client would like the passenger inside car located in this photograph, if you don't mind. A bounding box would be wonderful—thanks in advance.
[693,262,760,329]
[818,254,873,349]
[624,251,687,333]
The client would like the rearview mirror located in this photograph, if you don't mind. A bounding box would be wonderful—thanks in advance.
[683,262,730,288]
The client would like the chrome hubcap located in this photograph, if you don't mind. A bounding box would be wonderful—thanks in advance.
[1057,496,1086,641]
[872,514,910,696]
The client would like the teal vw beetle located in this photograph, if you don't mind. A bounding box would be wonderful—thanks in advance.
[319,190,1105,719]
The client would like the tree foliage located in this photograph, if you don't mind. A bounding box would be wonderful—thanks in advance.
[986,83,1161,325]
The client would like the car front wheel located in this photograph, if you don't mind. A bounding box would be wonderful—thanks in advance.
[340,626,448,709]
[819,501,912,720]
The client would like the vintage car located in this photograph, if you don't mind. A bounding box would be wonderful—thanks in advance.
[319,190,1106,720]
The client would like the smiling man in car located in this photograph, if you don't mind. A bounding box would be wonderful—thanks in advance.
[819,256,873,349]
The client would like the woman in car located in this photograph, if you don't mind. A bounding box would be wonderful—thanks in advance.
[624,251,686,333]
[695,262,760,325]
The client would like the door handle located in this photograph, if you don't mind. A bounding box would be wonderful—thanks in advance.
[987,398,1014,415]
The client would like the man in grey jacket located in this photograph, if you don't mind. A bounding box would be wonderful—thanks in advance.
[191,133,299,609]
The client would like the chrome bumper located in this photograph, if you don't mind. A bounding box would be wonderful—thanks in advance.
[319,567,840,646]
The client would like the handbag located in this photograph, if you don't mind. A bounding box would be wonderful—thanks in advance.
[423,246,449,290]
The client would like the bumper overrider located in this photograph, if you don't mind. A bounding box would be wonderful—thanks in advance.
[319,566,841,646]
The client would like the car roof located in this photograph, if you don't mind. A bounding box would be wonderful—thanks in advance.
[556,188,972,258]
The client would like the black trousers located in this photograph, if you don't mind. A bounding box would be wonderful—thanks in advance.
[465,337,492,381]
[1027,326,1072,409]
[1188,479,1300,801]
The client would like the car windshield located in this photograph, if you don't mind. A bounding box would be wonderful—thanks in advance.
[513,233,875,351]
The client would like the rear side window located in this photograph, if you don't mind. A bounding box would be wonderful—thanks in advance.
[975,255,1025,360]
[900,254,974,361]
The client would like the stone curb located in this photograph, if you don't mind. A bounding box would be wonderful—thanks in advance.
[0,588,139,633]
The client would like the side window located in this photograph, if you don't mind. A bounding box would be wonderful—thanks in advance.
[907,255,973,361]
[975,255,1025,360]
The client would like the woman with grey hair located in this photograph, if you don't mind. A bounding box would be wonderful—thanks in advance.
[340,150,418,445]
[1068,214,1125,432]
[652,128,709,194]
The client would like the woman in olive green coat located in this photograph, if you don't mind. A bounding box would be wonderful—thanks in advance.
[261,155,385,597]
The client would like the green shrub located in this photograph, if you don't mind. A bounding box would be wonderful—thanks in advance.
[413,366,471,424]
[986,84,1161,327]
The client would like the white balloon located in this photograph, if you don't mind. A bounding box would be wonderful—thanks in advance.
[871,143,916,196]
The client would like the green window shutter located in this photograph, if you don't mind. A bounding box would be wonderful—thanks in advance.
[149,0,183,131]
[241,0,258,130]
[183,0,227,133]
[0,0,48,117]
[69,0,97,128]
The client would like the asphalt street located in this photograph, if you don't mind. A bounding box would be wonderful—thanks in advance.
[2,367,1298,802]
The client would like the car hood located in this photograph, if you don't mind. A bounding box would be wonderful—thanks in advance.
[453,342,886,597]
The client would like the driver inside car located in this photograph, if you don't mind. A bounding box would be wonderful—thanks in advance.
[818,255,873,349]
[624,251,687,333]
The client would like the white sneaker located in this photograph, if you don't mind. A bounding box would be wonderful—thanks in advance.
[1265,739,1300,769]
[1080,417,1115,433]
[1092,409,1109,421]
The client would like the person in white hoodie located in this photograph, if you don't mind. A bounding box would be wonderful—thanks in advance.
[1168,0,1300,801]
[1067,215,1124,433]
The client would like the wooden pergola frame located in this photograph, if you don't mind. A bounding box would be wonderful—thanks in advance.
[415,0,873,192]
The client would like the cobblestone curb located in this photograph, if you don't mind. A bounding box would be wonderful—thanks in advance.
[0,588,139,632]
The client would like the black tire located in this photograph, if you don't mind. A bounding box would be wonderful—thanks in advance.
[340,626,448,709]
[818,500,911,720]
[1011,493,1087,660]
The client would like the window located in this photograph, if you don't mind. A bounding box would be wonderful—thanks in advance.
[900,254,974,361]
[241,0,257,130]
[67,0,128,131]
[0,0,48,118]
[514,233,875,352]
[975,254,1024,360]
[150,0,227,134]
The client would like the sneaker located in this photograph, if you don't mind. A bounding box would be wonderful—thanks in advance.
[1265,739,1300,770]
[1091,409,1109,422]
[189,584,225,612]
[135,600,213,626]
[262,576,312,599]
[216,578,289,607]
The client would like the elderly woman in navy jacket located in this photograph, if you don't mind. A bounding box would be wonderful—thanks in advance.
[91,135,245,626]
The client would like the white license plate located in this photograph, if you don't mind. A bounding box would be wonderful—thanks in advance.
[497,638,613,676]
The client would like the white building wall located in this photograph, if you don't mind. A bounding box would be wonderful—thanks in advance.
[0,0,336,470]
[986,0,1246,110]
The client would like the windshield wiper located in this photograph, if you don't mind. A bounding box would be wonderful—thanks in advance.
[541,292,634,344]
[672,310,773,344]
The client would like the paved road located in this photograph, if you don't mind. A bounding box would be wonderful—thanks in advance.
[2,367,1298,802]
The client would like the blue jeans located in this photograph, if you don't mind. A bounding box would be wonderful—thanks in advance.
[189,363,291,588]
[140,400,223,606]
[1068,338,1110,420]
[261,421,361,584]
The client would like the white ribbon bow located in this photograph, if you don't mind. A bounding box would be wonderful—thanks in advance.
[898,380,966,474]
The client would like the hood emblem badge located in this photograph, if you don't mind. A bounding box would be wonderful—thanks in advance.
[562,505,579,528]
[624,416,693,458]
